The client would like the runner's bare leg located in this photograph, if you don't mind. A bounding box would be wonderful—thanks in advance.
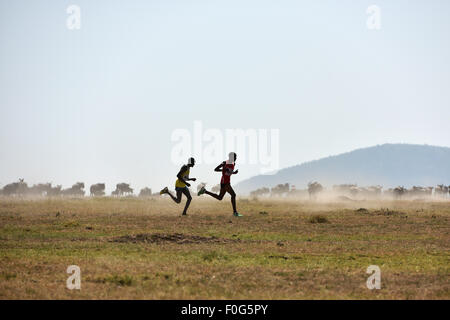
[167,190,182,203]
[181,188,192,215]
[226,185,237,213]
[204,187,226,200]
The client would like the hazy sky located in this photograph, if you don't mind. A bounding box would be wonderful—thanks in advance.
[1,0,449,193]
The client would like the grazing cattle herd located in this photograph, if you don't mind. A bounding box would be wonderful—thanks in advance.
[0,179,449,199]
[90,183,106,196]
[249,182,450,200]
[0,180,151,198]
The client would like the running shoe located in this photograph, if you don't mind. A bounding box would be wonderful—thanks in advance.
[160,187,168,195]
[233,212,243,217]
[197,187,206,196]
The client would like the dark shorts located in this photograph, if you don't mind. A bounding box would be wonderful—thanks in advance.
[221,183,231,189]
[175,186,188,192]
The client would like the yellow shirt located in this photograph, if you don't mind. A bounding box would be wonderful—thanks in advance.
[175,167,190,188]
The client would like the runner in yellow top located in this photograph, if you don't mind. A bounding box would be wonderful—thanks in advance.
[175,166,191,188]
[160,157,196,216]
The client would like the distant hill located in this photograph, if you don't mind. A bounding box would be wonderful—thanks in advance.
[235,144,450,194]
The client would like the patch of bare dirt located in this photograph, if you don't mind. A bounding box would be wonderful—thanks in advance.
[110,233,238,244]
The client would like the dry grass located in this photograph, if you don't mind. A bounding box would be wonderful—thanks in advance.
[0,196,449,299]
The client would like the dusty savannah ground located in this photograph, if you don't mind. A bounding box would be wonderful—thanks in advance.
[0,196,449,299]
